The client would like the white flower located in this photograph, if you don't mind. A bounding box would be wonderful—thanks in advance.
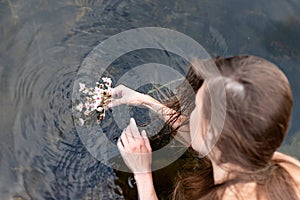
[102,77,112,87]
[84,102,91,110]
[94,87,103,94]
[82,88,89,94]
[105,81,112,87]
[77,77,113,122]
[76,102,83,112]
[79,83,85,92]
[101,77,108,82]
[79,118,85,126]
[97,107,104,112]
[91,102,99,110]
[92,94,102,102]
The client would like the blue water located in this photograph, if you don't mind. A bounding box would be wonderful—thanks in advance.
[1,0,300,199]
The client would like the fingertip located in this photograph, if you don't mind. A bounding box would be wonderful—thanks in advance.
[116,138,123,150]
[110,87,116,96]
[130,118,136,127]
[111,85,122,96]
[107,102,112,108]
[141,130,147,137]
[142,131,151,151]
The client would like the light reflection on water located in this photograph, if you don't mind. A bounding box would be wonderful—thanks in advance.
[0,0,300,199]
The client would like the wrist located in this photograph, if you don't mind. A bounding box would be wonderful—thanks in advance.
[140,94,161,110]
[134,172,158,200]
[134,172,153,183]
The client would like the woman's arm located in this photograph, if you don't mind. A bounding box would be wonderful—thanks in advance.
[135,173,158,200]
[111,85,191,145]
[117,118,158,200]
[110,85,184,127]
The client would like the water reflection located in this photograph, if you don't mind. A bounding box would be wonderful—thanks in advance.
[1,0,300,199]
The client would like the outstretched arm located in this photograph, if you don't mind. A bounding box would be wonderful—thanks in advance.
[111,85,190,145]
[117,118,158,200]
[110,85,185,127]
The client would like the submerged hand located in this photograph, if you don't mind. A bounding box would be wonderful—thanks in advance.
[117,118,152,174]
[110,85,145,107]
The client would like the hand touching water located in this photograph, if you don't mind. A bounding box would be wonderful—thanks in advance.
[117,118,152,174]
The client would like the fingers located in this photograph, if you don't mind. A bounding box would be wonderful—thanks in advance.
[109,85,124,108]
[118,118,151,153]
[110,84,144,107]
[117,128,128,153]
[119,124,137,149]
[108,98,122,108]
[141,130,151,152]
[117,137,124,151]
[129,118,140,139]
[111,84,124,97]
[110,84,132,107]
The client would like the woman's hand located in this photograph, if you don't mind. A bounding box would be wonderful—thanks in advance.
[117,118,158,200]
[117,118,152,174]
[110,85,146,107]
[111,85,190,145]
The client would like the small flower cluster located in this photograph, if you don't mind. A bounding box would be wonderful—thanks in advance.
[75,77,113,126]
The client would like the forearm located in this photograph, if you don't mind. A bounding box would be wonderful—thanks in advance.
[134,173,158,200]
[140,94,190,146]
[112,85,185,127]
[140,94,185,128]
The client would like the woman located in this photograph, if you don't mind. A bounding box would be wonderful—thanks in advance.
[111,55,300,199]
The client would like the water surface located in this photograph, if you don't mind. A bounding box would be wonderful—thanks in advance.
[1,0,300,199]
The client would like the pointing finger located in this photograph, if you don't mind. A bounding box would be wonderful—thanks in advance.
[141,130,151,151]
[120,128,129,148]
[117,138,124,151]
[129,118,140,138]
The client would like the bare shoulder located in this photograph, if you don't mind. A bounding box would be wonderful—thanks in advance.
[222,182,257,200]
[272,152,300,176]
[273,151,300,167]
[221,153,300,200]
[273,152,300,195]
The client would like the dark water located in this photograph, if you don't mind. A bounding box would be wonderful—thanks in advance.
[1,0,300,199]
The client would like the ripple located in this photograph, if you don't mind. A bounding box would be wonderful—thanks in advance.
[2,0,300,199]
[10,35,123,199]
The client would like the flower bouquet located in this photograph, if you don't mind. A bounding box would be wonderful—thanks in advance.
[74,77,113,126]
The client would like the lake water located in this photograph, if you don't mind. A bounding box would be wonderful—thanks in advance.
[1,0,300,199]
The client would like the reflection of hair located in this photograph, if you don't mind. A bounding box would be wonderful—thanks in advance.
[172,56,298,200]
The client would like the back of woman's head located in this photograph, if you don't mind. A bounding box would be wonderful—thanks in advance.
[201,56,292,169]
[172,55,298,200]
[195,55,298,199]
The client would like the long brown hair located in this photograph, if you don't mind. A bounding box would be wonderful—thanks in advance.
[172,55,298,200]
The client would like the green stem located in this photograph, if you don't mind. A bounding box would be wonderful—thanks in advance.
[147,78,185,94]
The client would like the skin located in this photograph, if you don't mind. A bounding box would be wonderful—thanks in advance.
[110,85,191,145]
[112,84,300,200]
[117,118,157,200]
